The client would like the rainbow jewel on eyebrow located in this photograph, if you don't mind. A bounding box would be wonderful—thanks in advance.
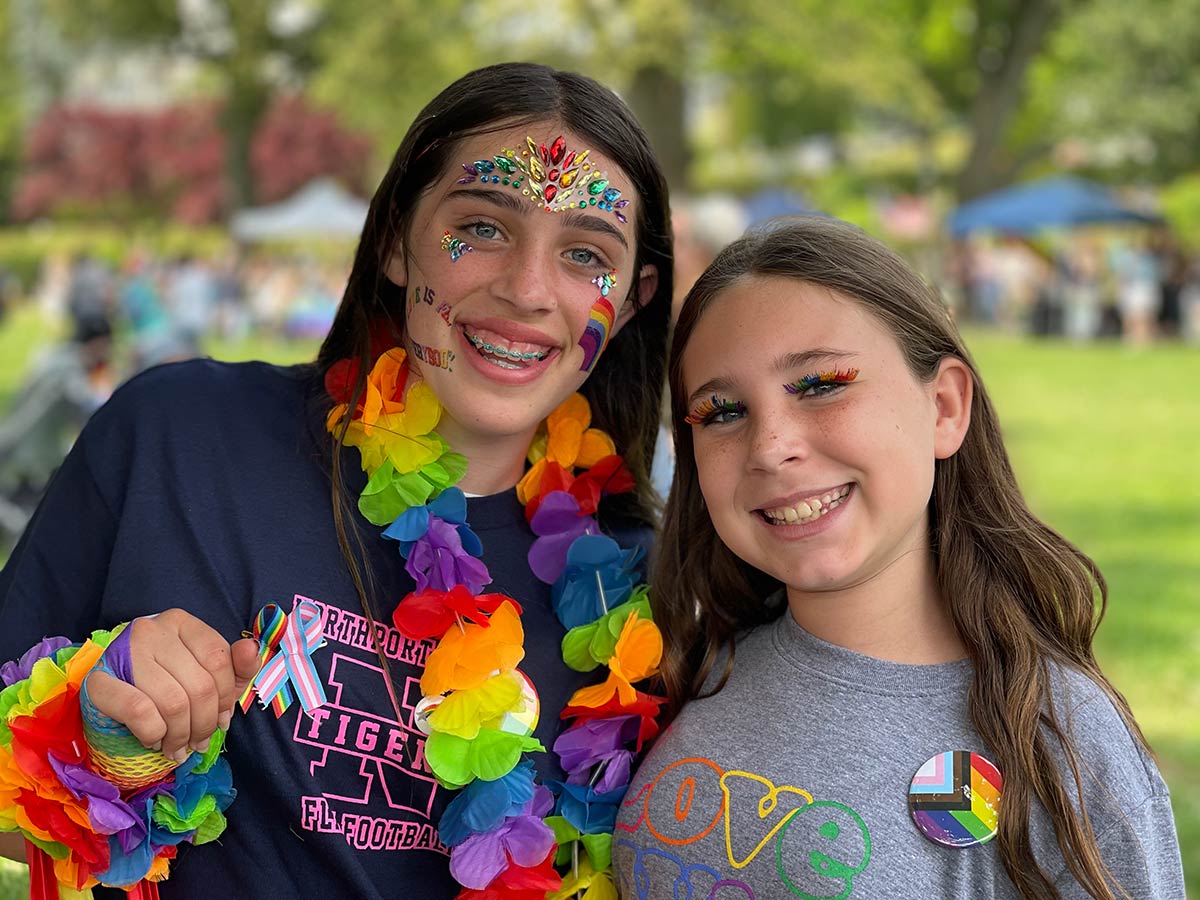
[784,368,860,394]
[684,395,747,425]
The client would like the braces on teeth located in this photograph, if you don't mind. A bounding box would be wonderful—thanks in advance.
[465,331,548,361]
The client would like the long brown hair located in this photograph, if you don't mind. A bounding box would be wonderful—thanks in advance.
[654,217,1144,900]
[313,63,672,738]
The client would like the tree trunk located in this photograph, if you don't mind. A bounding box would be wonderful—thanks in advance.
[220,0,271,211]
[222,76,268,211]
[955,0,1061,201]
[626,63,690,196]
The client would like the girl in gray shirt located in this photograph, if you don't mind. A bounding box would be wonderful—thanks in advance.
[618,218,1185,899]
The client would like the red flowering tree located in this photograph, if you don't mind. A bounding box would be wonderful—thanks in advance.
[250,95,373,204]
[11,95,373,224]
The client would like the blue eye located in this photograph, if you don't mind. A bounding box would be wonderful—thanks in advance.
[569,247,600,266]
[794,381,843,398]
[684,395,747,426]
[784,368,860,398]
[466,222,499,240]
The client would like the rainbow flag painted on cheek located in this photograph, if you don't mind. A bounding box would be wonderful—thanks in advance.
[578,296,615,373]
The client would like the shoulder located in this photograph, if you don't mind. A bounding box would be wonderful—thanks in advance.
[73,359,325,501]
[1046,664,1165,801]
[1038,664,1181,885]
[84,359,319,448]
[98,358,317,423]
[1041,667,1186,895]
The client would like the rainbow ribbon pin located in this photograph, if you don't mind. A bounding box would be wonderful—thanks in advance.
[250,599,328,717]
[239,603,292,715]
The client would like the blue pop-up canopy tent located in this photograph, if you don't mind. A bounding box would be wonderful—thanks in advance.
[743,188,815,227]
[948,176,1160,237]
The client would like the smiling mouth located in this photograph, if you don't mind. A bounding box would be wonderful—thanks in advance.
[759,485,851,525]
[461,325,552,369]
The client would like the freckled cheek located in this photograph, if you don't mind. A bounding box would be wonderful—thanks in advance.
[693,439,741,504]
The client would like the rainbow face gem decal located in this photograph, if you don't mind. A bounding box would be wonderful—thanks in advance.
[441,231,473,261]
[457,136,631,222]
[578,272,618,374]
[592,271,616,297]
[784,368,860,394]
[684,395,747,426]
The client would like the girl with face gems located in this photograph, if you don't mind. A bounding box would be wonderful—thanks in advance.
[0,64,672,898]
[613,219,1183,900]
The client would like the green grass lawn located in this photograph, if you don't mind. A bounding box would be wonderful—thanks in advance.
[0,308,1194,895]
[966,328,1199,894]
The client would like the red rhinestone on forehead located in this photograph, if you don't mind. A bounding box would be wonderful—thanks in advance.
[454,135,630,223]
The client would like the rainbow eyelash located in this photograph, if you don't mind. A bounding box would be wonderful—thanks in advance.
[684,394,747,425]
[784,368,860,394]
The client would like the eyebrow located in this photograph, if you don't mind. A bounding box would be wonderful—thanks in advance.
[686,347,858,406]
[446,187,630,250]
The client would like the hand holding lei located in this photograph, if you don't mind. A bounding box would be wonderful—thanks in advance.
[327,348,664,898]
[0,627,236,899]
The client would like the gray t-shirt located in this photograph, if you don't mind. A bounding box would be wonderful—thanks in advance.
[613,612,1184,899]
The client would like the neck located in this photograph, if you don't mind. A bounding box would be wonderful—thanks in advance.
[435,414,536,495]
[785,540,965,665]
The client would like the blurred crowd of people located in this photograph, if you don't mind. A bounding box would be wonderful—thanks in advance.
[34,250,349,353]
[950,229,1200,345]
[0,215,1195,546]
[0,249,348,547]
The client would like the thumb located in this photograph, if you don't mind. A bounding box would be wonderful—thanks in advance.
[230,638,261,700]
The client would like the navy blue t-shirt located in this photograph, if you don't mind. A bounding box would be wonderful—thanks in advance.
[0,360,649,899]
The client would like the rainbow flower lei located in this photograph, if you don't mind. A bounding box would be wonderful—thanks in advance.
[326,347,665,898]
[0,628,235,899]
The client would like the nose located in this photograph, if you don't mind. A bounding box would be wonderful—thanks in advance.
[745,409,811,474]
[491,241,558,314]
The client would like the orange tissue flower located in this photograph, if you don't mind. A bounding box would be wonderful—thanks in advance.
[421,601,525,696]
[517,394,615,504]
[565,611,662,710]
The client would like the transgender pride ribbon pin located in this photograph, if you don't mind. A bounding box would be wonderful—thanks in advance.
[908,750,1003,848]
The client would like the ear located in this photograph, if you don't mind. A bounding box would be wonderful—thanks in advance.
[611,264,658,338]
[930,357,973,459]
[384,245,407,288]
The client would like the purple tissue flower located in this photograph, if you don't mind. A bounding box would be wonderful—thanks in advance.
[383,488,490,593]
[448,813,555,889]
[404,516,492,594]
[1,636,72,687]
[553,715,641,793]
[528,491,598,585]
[48,753,144,852]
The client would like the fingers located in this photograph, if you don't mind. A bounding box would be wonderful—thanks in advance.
[85,669,169,751]
[100,610,249,761]
[178,624,236,741]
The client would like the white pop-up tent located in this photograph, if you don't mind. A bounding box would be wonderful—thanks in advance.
[230,178,369,241]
